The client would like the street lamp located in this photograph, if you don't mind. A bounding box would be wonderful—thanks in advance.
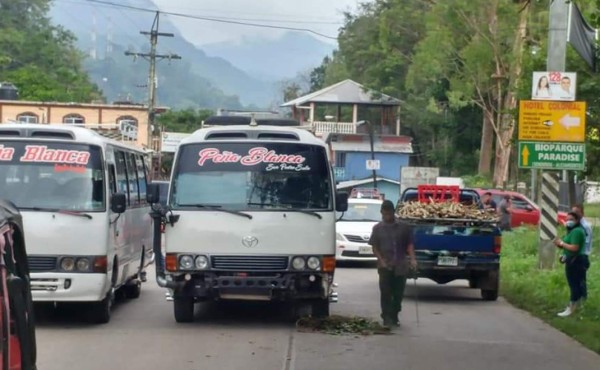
[357,120,377,189]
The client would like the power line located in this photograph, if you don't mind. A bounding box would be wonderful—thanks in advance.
[81,0,339,40]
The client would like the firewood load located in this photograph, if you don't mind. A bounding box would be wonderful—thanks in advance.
[396,200,499,222]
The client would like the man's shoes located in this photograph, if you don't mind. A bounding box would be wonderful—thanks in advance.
[382,318,394,328]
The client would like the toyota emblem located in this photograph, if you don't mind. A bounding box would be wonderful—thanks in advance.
[242,236,259,248]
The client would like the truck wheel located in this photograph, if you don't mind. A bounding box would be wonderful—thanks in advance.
[174,297,194,323]
[311,299,330,318]
[123,280,142,299]
[481,289,498,301]
[90,288,114,324]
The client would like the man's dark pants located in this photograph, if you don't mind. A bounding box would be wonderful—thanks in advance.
[378,268,407,323]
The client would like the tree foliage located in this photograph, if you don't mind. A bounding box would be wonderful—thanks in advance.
[0,0,101,102]
[157,109,214,133]
[313,0,600,183]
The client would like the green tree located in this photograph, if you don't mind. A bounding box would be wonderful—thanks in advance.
[157,108,214,133]
[0,0,101,102]
[407,0,532,186]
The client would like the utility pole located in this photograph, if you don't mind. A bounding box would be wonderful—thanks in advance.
[368,121,378,189]
[125,11,181,178]
[538,0,570,269]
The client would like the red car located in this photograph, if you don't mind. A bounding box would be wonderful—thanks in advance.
[476,189,569,228]
[476,189,541,228]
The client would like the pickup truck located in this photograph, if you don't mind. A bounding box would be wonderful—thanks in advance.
[397,188,501,301]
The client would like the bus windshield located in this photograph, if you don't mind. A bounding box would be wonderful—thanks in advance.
[0,141,105,212]
[171,143,332,211]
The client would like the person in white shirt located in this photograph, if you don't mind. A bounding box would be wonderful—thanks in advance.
[572,204,591,301]
[555,76,573,99]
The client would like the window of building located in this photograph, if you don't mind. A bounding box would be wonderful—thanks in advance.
[63,114,85,125]
[16,112,39,124]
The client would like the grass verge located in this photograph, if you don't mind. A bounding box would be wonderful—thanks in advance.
[584,203,600,218]
[501,226,600,354]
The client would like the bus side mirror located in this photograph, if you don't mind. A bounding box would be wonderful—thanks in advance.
[147,183,160,204]
[336,192,349,212]
[110,193,127,214]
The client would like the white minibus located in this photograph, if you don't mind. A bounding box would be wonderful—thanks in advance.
[147,123,348,322]
[0,124,153,323]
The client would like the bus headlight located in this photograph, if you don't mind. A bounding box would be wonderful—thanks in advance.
[76,258,90,272]
[195,255,209,270]
[291,256,306,270]
[307,257,320,270]
[179,255,194,270]
[60,257,75,272]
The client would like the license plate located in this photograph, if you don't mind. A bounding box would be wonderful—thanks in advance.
[437,256,458,266]
[359,246,373,255]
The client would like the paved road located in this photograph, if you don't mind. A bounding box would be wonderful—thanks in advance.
[35,265,599,370]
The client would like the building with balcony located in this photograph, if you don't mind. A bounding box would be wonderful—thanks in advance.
[281,79,401,137]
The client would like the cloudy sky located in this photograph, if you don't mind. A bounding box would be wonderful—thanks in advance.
[152,0,367,46]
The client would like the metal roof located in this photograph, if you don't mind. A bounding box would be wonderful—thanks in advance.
[281,80,401,107]
[330,141,412,154]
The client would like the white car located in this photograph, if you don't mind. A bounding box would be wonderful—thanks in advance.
[335,198,382,262]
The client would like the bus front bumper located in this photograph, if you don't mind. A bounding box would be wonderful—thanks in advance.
[30,273,109,302]
[171,272,334,302]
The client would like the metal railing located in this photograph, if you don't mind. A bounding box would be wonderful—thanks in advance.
[312,121,357,135]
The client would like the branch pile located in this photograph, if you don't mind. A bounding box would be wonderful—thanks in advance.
[396,201,499,222]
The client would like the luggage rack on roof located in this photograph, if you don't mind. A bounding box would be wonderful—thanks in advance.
[350,188,383,200]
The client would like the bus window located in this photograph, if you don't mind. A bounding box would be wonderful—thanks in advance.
[135,155,147,203]
[115,151,130,204]
[126,152,140,206]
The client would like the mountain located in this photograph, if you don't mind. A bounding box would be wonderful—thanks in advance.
[49,0,275,108]
[202,32,336,81]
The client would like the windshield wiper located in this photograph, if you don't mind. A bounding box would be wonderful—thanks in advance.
[179,204,253,219]
[26,207,93,220]
[283,209,322,219]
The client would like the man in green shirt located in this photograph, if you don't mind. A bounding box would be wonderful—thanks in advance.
[553,211,587,317]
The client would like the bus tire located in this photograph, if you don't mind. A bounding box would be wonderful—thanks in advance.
[90,288,114,324]
[174,297,194,323]
[123,280,142,299]
[311,299,330,318]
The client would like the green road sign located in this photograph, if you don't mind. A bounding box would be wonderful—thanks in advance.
[518,141,585,170]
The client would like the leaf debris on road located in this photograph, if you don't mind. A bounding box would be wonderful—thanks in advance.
[296,315,391,335]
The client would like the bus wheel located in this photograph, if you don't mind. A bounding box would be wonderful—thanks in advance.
[123,280,142,299]
[311,299,330,318]
[90,288,114,324]
[173,297,194,323]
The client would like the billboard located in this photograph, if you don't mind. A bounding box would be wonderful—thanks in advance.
[400,166,439,195]
[161,132,191,153]
[531,71,577,101]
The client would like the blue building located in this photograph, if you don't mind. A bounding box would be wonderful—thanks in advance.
[327,133,412,181]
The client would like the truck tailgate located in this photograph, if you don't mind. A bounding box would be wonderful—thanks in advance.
[413,225,498,253]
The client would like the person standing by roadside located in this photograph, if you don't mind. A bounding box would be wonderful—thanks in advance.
[482,192,497,212]
[498,195,512,231]
[572,204,592,301]
[553,211,587,317]
[369,200,417,328]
